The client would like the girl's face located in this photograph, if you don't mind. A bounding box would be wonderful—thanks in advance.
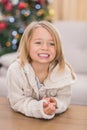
[29,27,56,65]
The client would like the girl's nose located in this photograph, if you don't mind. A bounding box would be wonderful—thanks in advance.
[41,43,48,50]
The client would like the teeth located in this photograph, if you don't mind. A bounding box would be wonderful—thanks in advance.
[38,54,49,57]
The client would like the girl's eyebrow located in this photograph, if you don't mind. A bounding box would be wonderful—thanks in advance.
[33,38,54,41]
[33,38,42,40]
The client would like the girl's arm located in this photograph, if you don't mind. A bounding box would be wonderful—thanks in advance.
[7,64,55,119]
[43,86,71,115]
[55,85,71,114]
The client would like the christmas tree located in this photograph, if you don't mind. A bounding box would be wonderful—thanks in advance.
[0,0,53,56]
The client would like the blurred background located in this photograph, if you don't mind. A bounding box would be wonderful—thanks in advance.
[50,0,87,21]
[0,0,87,105]
[0,0,87,56]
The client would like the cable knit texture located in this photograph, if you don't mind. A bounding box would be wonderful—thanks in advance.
[7,60,76,119]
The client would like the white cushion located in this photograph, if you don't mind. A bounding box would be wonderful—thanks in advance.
[71,73,87,105]
[54,22,87,73]
[0,67,7,77]
[0,77,7,96]
[0,52,17,68]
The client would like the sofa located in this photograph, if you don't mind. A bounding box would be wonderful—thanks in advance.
[0,21,87,106]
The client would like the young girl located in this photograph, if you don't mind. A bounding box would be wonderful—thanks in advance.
[7,21,76,119]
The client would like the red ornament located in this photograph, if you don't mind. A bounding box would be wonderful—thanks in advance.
[18,2,26,10]
[5,2,13,12]
[0,22,7,31]
[1,0,8,4]
[37,0,47,5]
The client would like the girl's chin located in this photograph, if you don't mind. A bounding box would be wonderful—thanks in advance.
[34,60,50,64]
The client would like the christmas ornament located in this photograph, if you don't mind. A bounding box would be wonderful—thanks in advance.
[18,2,26,10]
[37,9,44,16]
[0,21,7,31]
[8,17,15,23]
[12,30,17,37]
[6,41,11,47]
[35,3,41,10]
[5,2,13,12]
[37,0,46,5]
[18,28,24,34]
[1,0,8,5]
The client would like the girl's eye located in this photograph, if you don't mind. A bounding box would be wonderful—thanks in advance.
[49,42,55,46]
[35,41,41,44]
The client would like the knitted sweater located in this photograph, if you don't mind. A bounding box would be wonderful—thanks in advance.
[7,60,76,119]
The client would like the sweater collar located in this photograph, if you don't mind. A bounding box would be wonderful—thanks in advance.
[23,62,39,93]
[22,62,76,89]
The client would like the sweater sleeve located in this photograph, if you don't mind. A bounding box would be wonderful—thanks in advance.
[55,85,72,114]
[7,63,55,119]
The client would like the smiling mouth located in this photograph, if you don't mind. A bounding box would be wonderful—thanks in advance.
[38,53,50,58]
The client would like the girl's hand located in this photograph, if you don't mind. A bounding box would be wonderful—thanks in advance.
[43,96,57,108]
[43,102,56,115]
[50,97,57,108]
[43,96,57,115]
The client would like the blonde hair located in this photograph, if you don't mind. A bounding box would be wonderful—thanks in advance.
[18,21,65,71]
